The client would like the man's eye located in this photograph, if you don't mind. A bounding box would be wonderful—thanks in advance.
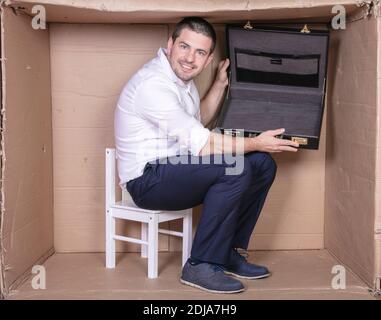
[198,51,206,57]
[180,44,187,49]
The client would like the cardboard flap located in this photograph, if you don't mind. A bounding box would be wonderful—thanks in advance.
[8,0,360,23]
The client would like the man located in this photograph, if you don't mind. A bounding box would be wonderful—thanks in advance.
[114,17,299,294]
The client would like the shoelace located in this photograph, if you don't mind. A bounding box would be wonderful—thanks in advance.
[234,248,250,261]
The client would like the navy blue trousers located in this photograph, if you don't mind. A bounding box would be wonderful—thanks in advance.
[126,152,277,265]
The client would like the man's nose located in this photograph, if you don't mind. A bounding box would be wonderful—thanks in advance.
[185,50,195,63]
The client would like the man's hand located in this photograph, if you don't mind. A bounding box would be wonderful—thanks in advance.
[215,58,230,87]
[252,128,299,153]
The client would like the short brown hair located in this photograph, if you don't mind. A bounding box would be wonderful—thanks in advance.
[172,17,216,53]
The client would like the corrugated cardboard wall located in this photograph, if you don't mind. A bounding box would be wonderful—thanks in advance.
[325,15,378,287]
[51,24,170,253]
[2,8,54,290]
[0,5,4,299]
[375,15,381,288]
[51,23,326,253]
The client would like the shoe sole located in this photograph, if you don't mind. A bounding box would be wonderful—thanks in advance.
[224,271,272,280]
[180,278,245,294]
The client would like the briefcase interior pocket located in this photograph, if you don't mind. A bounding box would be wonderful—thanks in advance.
[235,48,320,88]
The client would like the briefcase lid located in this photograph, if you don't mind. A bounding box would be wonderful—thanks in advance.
[227,25,329,105]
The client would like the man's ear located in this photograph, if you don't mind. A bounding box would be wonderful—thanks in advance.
[203,52,214,69]
[167,37,174,55]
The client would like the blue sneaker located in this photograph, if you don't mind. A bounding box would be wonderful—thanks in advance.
[223,249,271,280]
[180,259,245,294]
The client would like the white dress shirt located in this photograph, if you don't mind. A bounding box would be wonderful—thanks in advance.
[114,48,211,187]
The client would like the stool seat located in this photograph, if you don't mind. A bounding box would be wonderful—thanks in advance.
[105,148,193,279]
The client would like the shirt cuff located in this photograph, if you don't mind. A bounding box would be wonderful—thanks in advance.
[189,125,210,156]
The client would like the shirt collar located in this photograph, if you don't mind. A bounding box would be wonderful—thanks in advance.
[158,48,192,92]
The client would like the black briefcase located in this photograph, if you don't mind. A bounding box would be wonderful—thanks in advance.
[216,25,330,149]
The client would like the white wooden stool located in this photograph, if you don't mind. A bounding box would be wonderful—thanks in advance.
[105,148,193,278]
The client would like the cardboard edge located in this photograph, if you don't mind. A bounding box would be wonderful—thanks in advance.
[4,0,361,24]
[7,247,55,296]
[374,4,381,296]
[0,3,6,300]
[8,0,361,13]
[373,236,381,295]
[347,0,381,22]
[325,245,375,295]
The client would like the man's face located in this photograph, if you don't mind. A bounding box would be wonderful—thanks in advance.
[167,28,214,83]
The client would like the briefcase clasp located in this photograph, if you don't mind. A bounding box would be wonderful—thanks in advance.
[291,136,308,145]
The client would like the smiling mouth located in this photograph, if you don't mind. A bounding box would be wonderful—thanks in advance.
[179,63,195,71]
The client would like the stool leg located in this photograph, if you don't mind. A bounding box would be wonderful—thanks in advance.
[148,214,159,278]
[182,209,193,267]
[141,222,148,258]
[106,209,116,268]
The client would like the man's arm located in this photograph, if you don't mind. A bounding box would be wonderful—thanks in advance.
[200,59,230,127]
[199,58,299,155]
[199,128,300,156]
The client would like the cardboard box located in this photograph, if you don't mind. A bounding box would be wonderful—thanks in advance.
[0,0,380,298]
